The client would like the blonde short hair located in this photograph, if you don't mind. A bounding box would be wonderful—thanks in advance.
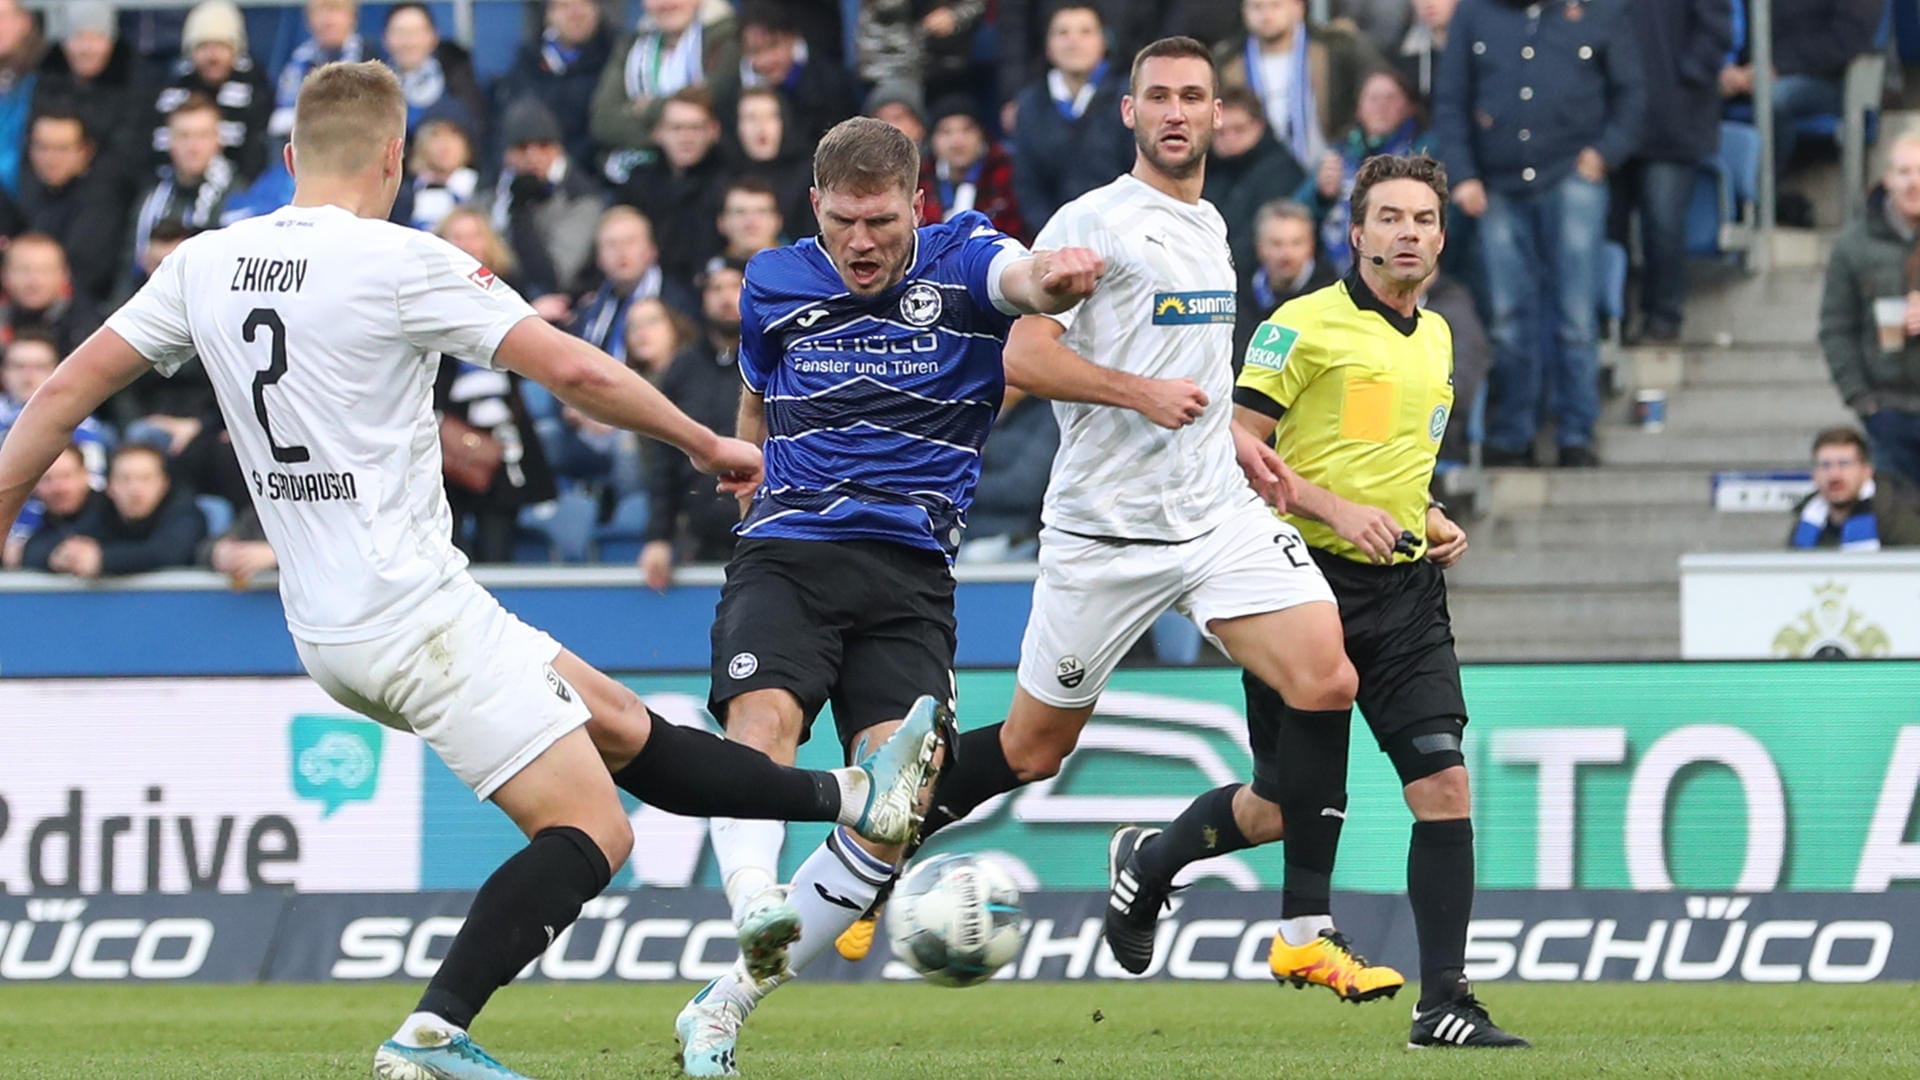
[292,60,404,175]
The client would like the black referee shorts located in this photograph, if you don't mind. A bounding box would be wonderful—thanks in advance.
[708,537,957,756]
[1244,548,1468,787]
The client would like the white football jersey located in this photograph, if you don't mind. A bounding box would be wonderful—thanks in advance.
[1034,174,1256,542]
[107,204,538,643]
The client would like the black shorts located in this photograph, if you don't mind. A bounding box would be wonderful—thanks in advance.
[708,537,957,753]
[1243,550,1467,775]
[1315,548,1468,743]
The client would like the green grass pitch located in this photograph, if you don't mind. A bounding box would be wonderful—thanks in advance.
[2,982,1917,1078]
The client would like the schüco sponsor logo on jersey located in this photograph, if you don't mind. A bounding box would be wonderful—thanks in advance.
[1150,291,1236,325]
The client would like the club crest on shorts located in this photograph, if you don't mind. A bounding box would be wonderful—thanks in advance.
[543,664,573,703]
[1055,655,1086,689]
[900,282,942,326]
[729,652,759,679]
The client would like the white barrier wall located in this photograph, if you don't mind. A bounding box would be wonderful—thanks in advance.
[1680,551,1920,659]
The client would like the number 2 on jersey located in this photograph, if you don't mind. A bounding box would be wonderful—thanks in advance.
[244,307,310,464]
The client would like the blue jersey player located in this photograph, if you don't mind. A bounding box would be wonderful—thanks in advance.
[679,117,1104,1077]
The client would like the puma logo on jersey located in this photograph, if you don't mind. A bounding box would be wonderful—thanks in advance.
[796,308,829,328]
[1144,234,1167,248]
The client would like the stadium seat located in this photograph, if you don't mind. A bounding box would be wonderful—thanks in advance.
[518,490,599,563]
[1149,611,1203,666]
[593,492,652,563]
[1687,122,1762,260]
[196,494,234,540]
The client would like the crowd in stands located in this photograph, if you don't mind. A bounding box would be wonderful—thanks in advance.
[0,0,1898,581]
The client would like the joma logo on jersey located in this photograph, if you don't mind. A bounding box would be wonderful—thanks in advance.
[1151,291,1235,325]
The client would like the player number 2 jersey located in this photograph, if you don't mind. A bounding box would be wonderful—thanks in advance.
[106,204,538,643]
[1035,175,1255,542]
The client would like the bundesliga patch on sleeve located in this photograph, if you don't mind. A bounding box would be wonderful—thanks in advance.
[1244,323,1299,371]
[1151,291,1236,324]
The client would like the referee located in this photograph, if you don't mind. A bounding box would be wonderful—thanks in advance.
[1234,153,1527,1049]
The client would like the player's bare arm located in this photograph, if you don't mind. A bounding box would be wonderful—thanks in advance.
[995,247,1106,315]
[0,327,150,534]
[495,316,761,496]
[1005,315,1210,429]
[1234,404,1401,564]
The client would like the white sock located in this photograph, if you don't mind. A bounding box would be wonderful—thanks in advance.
[1280,915,1334,947]
[711,817,785,924]
[829,767,870,830]
[785,827,893,976]
[708,957,788,1013]
[390,1011,462,1048]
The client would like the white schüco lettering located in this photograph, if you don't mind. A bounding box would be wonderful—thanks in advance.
[791,333,939,357]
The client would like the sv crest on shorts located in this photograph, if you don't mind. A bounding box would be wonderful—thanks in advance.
[1056,655,1086,689]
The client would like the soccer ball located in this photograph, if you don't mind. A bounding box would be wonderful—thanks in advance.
[885,853,1026,987]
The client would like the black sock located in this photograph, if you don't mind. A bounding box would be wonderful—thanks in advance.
[1276,706,1351,919]
[610,717,841,822]
[1409,817,1475,1009]
[1133,784,1252,888]
[920,723,1023,840]
[417,825,611,1029]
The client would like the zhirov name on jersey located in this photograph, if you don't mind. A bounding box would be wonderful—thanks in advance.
[229,257,308,292]
[254,470,358,502]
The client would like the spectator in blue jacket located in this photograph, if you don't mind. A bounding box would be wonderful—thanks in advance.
[492,0,613,177]
[1618,0,1731,344]
[1011,1,1132,231]
[1434,0,1643,468]
[0,0,40,199]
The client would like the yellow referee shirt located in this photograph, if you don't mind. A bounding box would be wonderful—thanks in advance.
[1233,271,1454,565]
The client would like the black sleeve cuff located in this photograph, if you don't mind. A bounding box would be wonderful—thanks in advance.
[1232,386,1287,421]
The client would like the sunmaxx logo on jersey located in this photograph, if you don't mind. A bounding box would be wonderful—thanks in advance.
[1151,291,1235,325]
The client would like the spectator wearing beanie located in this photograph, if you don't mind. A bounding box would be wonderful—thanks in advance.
[481,98,604,300]
[144,1,271,180]
[864,78,927,147]
[918,94,1025,241]
[493,0,613,177]
[33,2,139,183]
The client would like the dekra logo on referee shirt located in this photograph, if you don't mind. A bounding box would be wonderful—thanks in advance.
[1151,291,1235,325]
[1245,323,1299,371]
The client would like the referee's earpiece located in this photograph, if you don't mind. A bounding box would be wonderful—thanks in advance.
[1360,251,1386,266]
